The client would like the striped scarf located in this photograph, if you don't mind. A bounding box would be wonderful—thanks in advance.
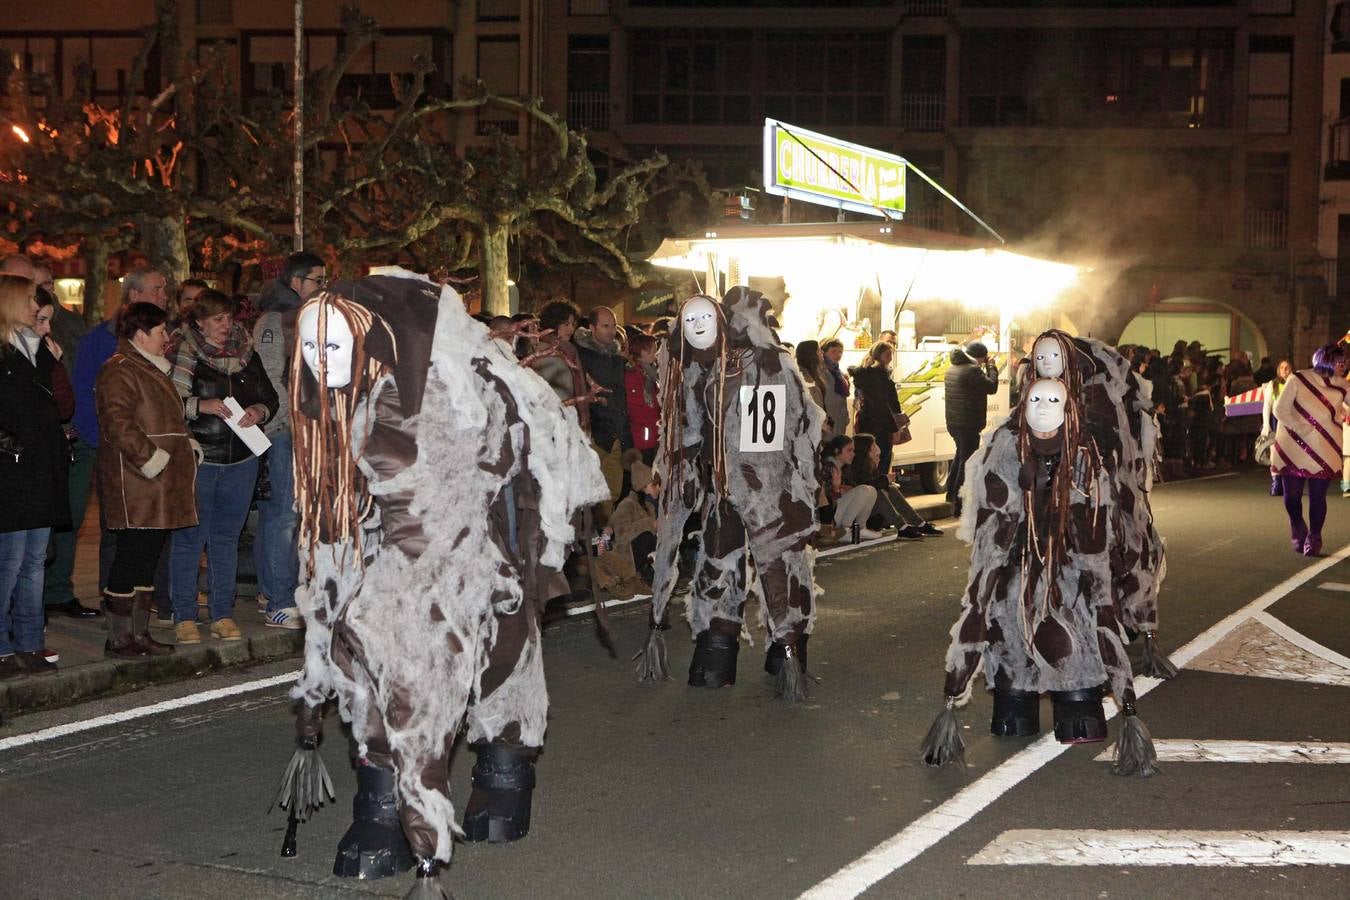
[166,320,254,398]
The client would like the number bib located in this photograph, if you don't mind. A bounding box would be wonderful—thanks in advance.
[738,385,785,452]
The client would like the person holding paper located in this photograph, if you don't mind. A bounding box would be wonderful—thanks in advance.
[166,289,278,644]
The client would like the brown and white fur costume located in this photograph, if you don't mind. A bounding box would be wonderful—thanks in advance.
[286,271,607,878]
[929,358,1158,776]
[642,288,823,698]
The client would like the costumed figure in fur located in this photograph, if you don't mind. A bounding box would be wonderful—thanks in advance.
[637,287,824,701]
[271,270,608,897]
[921,372,1159,777]
[1027,330,1175,679]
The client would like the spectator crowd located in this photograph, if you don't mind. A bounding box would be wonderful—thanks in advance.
[1,257,1296,681]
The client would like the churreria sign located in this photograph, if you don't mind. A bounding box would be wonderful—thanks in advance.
[763,119,906,218]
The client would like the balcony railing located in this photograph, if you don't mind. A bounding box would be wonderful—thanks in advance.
[1247,93,1290,134]
[903,0,948,15]
[905,207,944,231]
[567,91,610,130]
[899,93,945,132]
[1244,209,1287,250]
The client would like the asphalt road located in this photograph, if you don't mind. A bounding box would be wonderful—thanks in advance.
[1,468,1347,899]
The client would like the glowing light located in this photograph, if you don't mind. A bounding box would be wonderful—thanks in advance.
[10,125,30,143]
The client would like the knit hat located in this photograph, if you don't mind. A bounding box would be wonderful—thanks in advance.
[622,448,654,492]
[966,341,989,360]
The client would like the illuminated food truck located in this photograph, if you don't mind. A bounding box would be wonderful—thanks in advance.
[648,121,1085,492]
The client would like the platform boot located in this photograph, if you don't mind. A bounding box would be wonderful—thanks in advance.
[687,621,740,688]
[990,688,1040,737]
[333,761,415,879]
[1051,686,1108,744]
[462,743,537,843]
[102,591,145,659]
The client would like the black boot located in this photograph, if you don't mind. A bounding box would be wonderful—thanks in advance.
[333,762,416,879]
[102,592,145,659]
[990,689,1040,737]
[688,629,739,688]
[462,743,537,844]
[764,633,809,676]
[1051,686,1108,744]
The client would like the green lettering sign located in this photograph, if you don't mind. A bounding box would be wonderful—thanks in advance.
[762,119,906,218]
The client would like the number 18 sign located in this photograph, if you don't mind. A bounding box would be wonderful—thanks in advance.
[739,385,785,452]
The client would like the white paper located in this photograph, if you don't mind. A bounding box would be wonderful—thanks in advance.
[738,385,786,452]
[222,396,272,457]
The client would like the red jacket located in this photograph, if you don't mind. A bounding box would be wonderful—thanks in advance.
[625,365,660,450]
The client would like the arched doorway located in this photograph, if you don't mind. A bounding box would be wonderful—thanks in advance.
[1118,297,1268,363]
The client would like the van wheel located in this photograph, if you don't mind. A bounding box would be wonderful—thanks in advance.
[918,460,949,495]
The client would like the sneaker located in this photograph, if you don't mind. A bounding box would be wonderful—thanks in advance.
[918,522,944,536]
[857,528,884,541]
[175,621,203,645]
[15,651,58,677]
[0,654,27,682]
[210,618,243,641]
[41,647,59,664]
[264,607,304,630]
[152,612,175,629]
[896,525,924,541]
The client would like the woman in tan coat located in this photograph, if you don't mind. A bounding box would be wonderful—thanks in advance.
[95,302,199,658]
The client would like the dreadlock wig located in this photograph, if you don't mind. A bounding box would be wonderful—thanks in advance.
[290,292,394,571]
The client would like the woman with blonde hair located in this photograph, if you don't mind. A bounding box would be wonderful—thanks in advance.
[0,274,70,679]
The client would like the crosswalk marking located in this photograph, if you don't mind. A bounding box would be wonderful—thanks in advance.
[1189,616,1350,687]
[967,830,1350,867]
[1093,740,1350,765]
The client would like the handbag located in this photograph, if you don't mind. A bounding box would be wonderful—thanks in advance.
[892,411,913,446]
[1254,432,1275,466]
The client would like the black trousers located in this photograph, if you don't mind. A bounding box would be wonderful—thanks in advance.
[107,529,169,595]
[946,427,982,503]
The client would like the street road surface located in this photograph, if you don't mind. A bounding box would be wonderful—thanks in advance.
[1,469,1347,899]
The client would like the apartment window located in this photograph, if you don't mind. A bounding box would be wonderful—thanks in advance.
[478,37,520,134]
[1329,79,1350,180]
[1247,36,1291,134]
[1244,152,1288,250]
[568,35,610,130]
[1249,0,1293,13]
[900,35,945,131]
[242,32,338,96]
[632,144,757,188]
[340,33,452,109]
[763,32,887,127]
[630,30,752,126]
[196,0,234,26]
[478,0,519,22]
[964,29,1231,128]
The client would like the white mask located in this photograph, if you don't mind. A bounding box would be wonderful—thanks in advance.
[681,296,719,351]
[299,304,356,389]
[1033,336,1065,378]
[1024,378,1067,435]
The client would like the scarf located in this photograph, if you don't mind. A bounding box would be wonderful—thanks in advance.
[823,356,848,397]
[167,320,254,398]
[131,340,172,375]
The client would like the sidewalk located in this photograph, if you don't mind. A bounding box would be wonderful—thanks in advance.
[2,492,954,719]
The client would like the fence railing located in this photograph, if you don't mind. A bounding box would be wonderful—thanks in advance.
[903,0,948,15]
[567,91,610,130]
[899,93,945,132]
[1244,209,1287,250]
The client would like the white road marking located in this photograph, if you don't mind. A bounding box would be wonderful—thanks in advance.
[1093,740,1350,765]
[1189,617,1350,687]
[0,671,298,754]
[1316,581,1350,592]
[966,830,1350,867]
[1252,611,1350,671]
[799,541,1350,900]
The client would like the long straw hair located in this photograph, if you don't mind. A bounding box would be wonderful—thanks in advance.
[658,295,731,505]
[290,293,394,574]
[1014,330,1102,647]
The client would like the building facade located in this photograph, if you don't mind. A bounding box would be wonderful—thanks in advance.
[1,0,1334,356]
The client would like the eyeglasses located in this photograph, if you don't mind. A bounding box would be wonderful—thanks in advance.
[302,274,329,288]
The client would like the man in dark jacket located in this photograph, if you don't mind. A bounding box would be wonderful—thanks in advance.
[575,305,630,499]
[943,341,999,512]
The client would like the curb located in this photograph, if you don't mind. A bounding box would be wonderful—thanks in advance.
[0,628,304,718]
